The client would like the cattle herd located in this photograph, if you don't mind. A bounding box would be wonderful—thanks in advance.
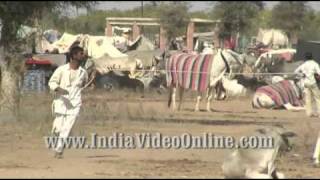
[153,40,309,178]
[158,47,304,112]
[82,32,310,179]
[18,27,318,178]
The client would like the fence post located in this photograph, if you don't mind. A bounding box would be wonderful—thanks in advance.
[105,21,113,37]
[213,25,220,49]
[160,25,167,51]
[187,22,194,51]
[132,22,140,40]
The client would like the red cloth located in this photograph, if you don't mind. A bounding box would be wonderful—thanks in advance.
[224,37,236,50]
[279,52,293,62]
[315,74,320,81]
[26,58,52,65]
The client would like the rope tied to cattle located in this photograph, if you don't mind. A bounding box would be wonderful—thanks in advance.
[104,68,304,76]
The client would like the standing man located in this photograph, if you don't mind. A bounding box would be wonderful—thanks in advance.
[49,46,88,159]
[294,52,320,166]
[294,52,320,117]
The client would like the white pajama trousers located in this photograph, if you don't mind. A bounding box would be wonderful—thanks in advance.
[304,85,320,117]
[313,131,320,163]
[52,113,78,153]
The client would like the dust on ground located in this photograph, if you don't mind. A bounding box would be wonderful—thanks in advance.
[0,90,319,178]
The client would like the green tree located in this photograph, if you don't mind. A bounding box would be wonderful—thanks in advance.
[67,3,161,34]
[158,2,190,46]
[148,1,161,7]
[271,1,310,43]
[212,1,263,38]
[251,1,265,10]
[0,1,95,121]
[248,9,273,39]
[299,10,320,41]
[256,9,272,29]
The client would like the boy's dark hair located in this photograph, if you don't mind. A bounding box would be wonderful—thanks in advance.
[304,52,313,60]
[69,46,84,59]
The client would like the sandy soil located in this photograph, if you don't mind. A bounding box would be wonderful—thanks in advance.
[0,90,319,178]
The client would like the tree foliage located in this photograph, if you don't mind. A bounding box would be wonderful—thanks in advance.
[212,1,263,38]
[299,10,320,41]
[0,1,95,47]
[158,2,190,41]
[271,1,309,39]
[38,2,212,37]
[0,1,95,120]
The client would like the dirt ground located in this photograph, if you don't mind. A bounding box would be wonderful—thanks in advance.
[0,90,319,178]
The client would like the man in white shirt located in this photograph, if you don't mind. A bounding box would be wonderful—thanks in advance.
[295,52,320,117]
[48,46,88,159]
[294,52,320,166]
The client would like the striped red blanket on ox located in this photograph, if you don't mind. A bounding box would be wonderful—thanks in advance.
[166,53,213,92]
[256,80,304,108]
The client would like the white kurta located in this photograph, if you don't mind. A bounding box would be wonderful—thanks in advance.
[49,63,89,115]
[294,60,320,88]
[294,60,320,165]
[294,60,320,117]
[48,63,88,153]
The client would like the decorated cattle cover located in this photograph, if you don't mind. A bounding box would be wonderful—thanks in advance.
[166,53,213,92]
[256,80,304,108]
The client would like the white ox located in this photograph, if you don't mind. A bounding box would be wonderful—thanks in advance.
[252,76,305,111]
[221,77,247,98]
[78,35,144,76]
[213,76,248,101]
[256,28,289,49]
[167,49,250,112]
[222,126,297,179]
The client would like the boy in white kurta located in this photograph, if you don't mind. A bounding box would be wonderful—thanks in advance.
[48,46,88,158]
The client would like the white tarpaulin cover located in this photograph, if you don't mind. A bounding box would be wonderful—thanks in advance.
[52,33,81,53]
[256,29,289,48]
[45,33,128,59]
[85,35,128,59]
[37,37,56,53]
[34,33,141,76]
